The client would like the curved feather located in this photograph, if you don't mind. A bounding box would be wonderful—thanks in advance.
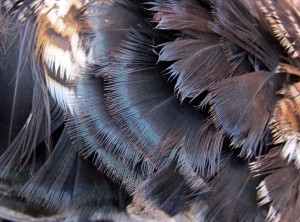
[152,0,246,102]
[63,1,147,192]
[252,148,300,222]
[2,0,300,221]
[20,129,130,217]
[0,15,58,177]
[257,0,300,59]
[106,23,224,178]
[211,0,279,71]
[193,154,266,222]
[209,71,284,156]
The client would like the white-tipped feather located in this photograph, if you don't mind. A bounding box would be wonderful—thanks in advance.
[267,206,282,222]
[257,181,271,206]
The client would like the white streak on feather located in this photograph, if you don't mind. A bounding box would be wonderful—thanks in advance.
[46,75,76,112]
[267,206,282,222]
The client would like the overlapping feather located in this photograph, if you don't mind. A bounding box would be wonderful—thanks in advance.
[193,154,266,222]
[252,148,300,222]
[1,0,300,221]
[106,22,225,179]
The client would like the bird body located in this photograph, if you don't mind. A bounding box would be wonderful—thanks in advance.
[0,0,300,221]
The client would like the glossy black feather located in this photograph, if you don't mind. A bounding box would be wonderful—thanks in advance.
[106,23,224,178]
[20,129,129,217]
[64,1,146,192]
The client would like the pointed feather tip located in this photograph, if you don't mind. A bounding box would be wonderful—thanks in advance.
[257,183,285,222]
[208,71,285,159]
[266,206,282,222]
[281,139,300,169]
[270,93,300,169]
[257,180,271,206]
[256,0,300,59]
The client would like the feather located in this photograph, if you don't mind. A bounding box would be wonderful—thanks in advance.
[193,154,266,222]
[2,0,300,221]
[33,0,88,111]
[0,16,56,177]
[151,0,213,35]
[66,93,143,193]
[20,129,129,217]
[209,71,284,156]
[212,0,279,71]
[0,15,33,152]
[159,34,238,101]
[63,1,147,192]
[0,150,59,220]
[252,148,300,222]
[132,162,195,217]
[152,0,245,102]
[257,0,300,59]
[106,22,224,178]
[3,0,39,22]
[271,82,300,169]
[0,197,59,221]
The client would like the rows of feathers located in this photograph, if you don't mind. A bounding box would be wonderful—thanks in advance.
[0,0,300,221]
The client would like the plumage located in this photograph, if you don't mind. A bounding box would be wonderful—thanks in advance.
[252,148,300,222]
[193,154,266,222]
[1,0,300,221]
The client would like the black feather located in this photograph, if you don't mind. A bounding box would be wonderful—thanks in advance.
[64,1,146,192]
[211,0,279,71]
[0,16,57,177]
[153,0,245,102]
[252,148,300,222]
[209,71,284,156]
[193,154,266,222]
[106,23,224,178]
[20,129,129,217]
[132,162,195,216]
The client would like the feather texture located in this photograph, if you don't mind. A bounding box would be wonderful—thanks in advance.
[271,82,300,169]
[252,148,300,222]
[106,22,224,178]
[20,129,129,216]
[209,71,284,156]
[152,0,244,101]
[193,154,266,222]
[2,0,300,221]
[257,0,300,58]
